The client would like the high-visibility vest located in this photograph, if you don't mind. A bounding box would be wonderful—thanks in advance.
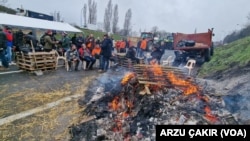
[140,39,147,50]
[120,41,126,49]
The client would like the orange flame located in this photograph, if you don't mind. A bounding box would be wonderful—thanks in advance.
[167,71,199,95]
[204,106,218,123]
[122,111,130,118]
[126,100,133,109]
[121,72,135,85]
[151,63,163,76]
[109,96,120,111]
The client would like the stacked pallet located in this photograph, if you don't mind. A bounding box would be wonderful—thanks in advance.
[16,51,57,72]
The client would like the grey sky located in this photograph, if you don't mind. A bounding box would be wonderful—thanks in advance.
[5,0,250,41]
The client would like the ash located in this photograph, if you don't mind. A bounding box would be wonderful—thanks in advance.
[70,66,238,141]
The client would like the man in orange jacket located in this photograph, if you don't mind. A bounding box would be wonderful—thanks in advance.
[137,38,147,58]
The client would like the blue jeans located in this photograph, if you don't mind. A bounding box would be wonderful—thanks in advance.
[137,48,145,58]
[0,50,9,68]
[101,56,110,71]
[5,46,12,63]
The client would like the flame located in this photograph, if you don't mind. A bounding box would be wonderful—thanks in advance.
[122,111,130,118]
[126,100,133,109]
[151,63,163,76]
[121,72,135,85]
[109,96,120,111]
[167,71,199,95]
[204,106,218,123]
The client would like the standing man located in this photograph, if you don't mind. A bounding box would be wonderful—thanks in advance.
[0,26,9,70]
[61,31,70,53]
[4,26,14,65]
[44,30,58,52]
[99,34,112,72]
[75,33,85,50]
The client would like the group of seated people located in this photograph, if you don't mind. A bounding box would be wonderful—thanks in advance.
[62,39,165,72]
[64,42,101,71]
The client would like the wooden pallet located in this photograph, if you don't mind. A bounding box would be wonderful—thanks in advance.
[16,51,57,72]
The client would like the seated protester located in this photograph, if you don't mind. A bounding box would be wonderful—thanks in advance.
[79,44,96,70]
[92,42,102,69]
[66,44,80,71]
[126,46,140,64]
[92,42,101,59]
[147,45,162,65]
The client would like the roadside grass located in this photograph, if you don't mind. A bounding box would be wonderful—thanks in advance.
[0,75,96,141]
[198,36,250,78]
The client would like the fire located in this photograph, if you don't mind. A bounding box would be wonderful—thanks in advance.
[109,96,120,111]
[151,63,163,76]
[126,100,133,109]
[204,105,218,123]
[121,72,135,85]
[122,111,130,118]
[167,71,199,95]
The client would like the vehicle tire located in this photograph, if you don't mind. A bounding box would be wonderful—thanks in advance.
[205,48,211,62]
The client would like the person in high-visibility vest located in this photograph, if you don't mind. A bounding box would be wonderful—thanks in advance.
[137,38,147,58]
[119,38,126,53]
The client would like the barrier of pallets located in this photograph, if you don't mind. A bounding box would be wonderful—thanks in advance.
[16,51,57,72]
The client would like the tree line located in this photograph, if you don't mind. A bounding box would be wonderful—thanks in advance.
[84,0,132,36]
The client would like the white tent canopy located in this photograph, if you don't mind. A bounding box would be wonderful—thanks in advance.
[0,13,81,32]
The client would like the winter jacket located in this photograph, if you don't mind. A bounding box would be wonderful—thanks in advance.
[75,37,85,49]
[4,30,13,47]
[140,39,147,50]
[91,45,101,56]
[151,48,162,60]
[44,35,55,50]
[61,36,70,50]
[101,38,112,57]
[66,48,79,61]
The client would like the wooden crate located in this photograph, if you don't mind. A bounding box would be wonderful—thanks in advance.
[16,51,57,72]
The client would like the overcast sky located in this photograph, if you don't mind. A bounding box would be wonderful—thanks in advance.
[4,0,250,41]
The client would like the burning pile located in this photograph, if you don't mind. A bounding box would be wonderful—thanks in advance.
[70,64,237,141]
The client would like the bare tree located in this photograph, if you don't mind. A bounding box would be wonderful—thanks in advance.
[83,3,87,27]
[103,0,113,32]
[87,0,97,25]
[123,8,132,36]
[92,1,97,24]
[88,0,92,24]
[104,9,110,32]
[112,4,119,34]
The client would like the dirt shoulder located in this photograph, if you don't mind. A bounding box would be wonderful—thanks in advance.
[0,67,101,140]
